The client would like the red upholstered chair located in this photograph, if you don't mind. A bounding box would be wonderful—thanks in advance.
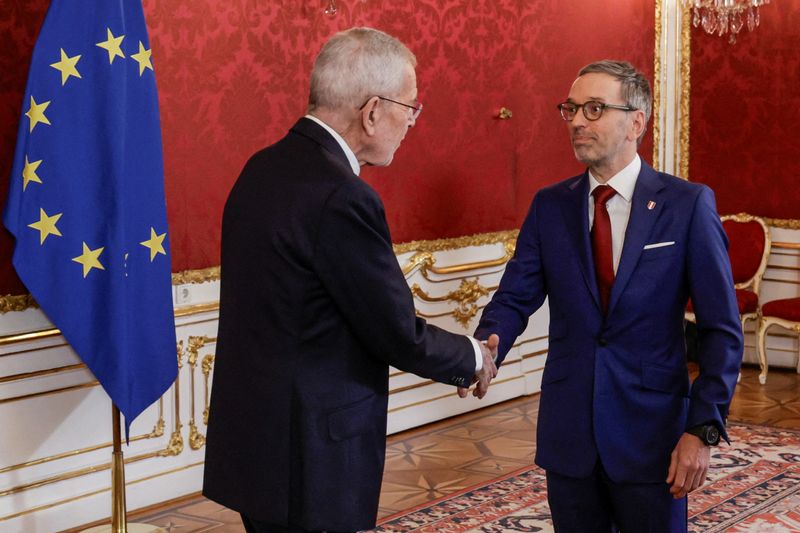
[685,214,770,379]
[757,298,800,384]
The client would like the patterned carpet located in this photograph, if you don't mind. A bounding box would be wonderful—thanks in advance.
[374,424,800,533]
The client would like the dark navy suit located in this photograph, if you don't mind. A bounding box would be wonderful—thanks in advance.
[476,162,742,530]
[203,118,476,532]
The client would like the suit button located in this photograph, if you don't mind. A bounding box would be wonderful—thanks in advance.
[598,338,608,347]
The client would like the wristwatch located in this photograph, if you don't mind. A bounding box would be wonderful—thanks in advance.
[687,424,720,446]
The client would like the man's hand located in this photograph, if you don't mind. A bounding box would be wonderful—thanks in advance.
[458,334,499,399]
[666,432,711,499]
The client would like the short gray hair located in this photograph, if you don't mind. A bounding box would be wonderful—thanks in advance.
[579,60,652,142]
[308,27,416,112]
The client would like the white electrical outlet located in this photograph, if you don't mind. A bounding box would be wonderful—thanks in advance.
[175,285,192,305]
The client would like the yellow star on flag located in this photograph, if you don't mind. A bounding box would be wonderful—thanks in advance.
[25,96,51,133]
[96,28,125,64]
[27,208,62,245]
[140,227,167,261]
[50,48,81,85]
[22,156,43,191]
[72,242,105,278]
[131,41,153,76]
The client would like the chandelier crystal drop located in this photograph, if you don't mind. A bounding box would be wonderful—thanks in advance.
[683,0,771,44]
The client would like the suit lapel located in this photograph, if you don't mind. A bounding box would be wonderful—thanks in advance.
[560,173,602,312]
[607,163,665,316]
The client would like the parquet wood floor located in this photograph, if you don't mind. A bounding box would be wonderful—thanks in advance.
[70,365,800,532]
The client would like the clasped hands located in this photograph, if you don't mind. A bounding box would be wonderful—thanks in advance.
[457,333,499,399]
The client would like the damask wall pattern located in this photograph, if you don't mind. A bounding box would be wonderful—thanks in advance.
[689,0,800,220]
[0,0,655,294]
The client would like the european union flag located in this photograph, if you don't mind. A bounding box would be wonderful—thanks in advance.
[3,0,177,432]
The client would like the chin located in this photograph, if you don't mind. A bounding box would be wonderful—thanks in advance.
[379,152,396,167]
[573,149,594,166]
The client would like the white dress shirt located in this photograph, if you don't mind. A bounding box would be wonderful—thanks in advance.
[588,155,641,274]
[305,114,484,371]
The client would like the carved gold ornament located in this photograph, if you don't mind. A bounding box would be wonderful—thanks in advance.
[412,278,495,329]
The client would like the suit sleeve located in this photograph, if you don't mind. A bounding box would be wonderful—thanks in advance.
[685,186,743,439]
[312,179,475,387]
[475,193,548,364]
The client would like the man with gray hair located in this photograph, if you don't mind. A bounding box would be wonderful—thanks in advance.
[203,27,498,533]
[474,60,741,531]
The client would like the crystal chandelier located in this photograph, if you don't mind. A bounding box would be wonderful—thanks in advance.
[683,0,771,43]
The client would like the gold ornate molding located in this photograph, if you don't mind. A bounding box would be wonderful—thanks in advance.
[185,335,216,450]
[0,363,84,384]
[653,0,692,178]
[0,400,165,475]
[0,460,205,522]
[0,294,37,313]
[202,353,215,425]
[171,266,220,285]
[411,278,494,329]
[679,3,691,180]
[0,381,99,405]
[401,251,435,276]
[174,301,220,317]
[400,237,517,278]
[147,400,166,439]
[772,242,800,250]
[764,217,800,230]
[159,340,185,457]
[412,278,490,304]
[393,230,518,255]
[653,0,663,170]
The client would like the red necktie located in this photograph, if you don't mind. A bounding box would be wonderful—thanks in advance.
[591,185,617,315]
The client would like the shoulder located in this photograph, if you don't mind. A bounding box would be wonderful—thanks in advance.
[323,176,384,220]
[639,160,708,196]
[532,173,586,204]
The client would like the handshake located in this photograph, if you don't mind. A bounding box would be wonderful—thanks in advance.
[457,333,500,400]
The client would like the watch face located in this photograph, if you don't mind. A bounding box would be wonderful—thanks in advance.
[706,426,720,444]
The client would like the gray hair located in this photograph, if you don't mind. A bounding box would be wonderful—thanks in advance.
[579,60,652,143]
[308,27,416,112]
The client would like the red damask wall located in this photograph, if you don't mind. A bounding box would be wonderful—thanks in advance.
[689,1,800,219]
[0,0,655,295]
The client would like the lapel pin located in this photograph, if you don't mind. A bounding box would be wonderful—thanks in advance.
[647,200,656,210]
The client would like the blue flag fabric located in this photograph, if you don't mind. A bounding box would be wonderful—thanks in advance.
[3,0,177,431]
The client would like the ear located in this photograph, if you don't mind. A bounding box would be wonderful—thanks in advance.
[629,109,646,142]
[360,96,381,137]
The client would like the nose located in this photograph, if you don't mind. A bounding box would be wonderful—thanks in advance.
[408,113,416,128]
[568,108,589,127]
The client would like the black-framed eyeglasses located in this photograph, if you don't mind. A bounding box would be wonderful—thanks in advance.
[557,100,637,121]
[360,96,423,120]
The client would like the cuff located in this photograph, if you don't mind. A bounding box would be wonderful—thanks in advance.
[468,336,483,372]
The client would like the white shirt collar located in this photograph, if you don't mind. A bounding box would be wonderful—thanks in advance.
[304,114,361,176]
[588,154,641,202]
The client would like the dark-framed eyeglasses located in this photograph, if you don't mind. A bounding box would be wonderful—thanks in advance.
[361,96,423,120]
[557,100,637,121]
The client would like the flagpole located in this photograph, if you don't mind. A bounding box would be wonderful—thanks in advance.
[110,404,126,533]
[81,405,165,533]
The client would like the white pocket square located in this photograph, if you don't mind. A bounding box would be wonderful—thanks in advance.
[643,241,675,250]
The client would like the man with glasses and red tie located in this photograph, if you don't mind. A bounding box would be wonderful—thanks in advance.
[475,60,742,532]
[204,27,498,533]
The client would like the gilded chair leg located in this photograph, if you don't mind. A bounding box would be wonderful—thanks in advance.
[757,318,769,385]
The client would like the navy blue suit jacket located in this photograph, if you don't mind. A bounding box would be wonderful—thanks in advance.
[475,162,742,483]
[203,118,476,530]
